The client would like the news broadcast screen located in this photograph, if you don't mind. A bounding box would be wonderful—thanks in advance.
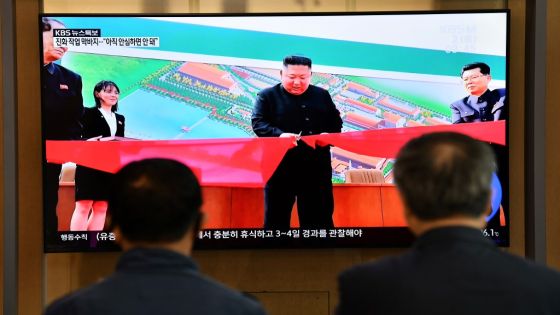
[40,11,509,252]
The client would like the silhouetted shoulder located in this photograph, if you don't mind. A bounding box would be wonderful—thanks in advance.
[44,264,268,315]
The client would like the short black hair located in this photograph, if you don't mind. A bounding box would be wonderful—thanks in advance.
[461,62,491,77]
[393,132,496,220]
[283,55,312,68]
[108,159,203,243]
[93,80,120,112]
[42,17,65,32]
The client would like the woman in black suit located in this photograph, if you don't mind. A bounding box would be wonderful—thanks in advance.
[70,80,125,231]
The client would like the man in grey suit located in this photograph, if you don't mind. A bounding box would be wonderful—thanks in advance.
[336,132,560,315]
[450,62,506,124]
[45,159,267,315]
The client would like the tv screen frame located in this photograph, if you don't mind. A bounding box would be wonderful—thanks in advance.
[40,10,510,252]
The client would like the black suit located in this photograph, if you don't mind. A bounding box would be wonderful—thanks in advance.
[337,227,560,315]
[80,107,125,139]
[75,107,125,201]
[251,84,343,229]
[42,62,84,240]
[42,63,84,140]
[450,88,507,124]
[44,248,268,315]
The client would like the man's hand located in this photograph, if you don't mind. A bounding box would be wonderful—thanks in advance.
[280,132,301,145]
[279,132,300,138]
[86,135,102,141]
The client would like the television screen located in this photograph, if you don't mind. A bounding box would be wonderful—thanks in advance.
[40,11,509,252]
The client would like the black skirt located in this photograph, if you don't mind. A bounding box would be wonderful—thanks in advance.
[74,165,113,201]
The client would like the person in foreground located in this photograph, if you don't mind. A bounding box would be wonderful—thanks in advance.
[45,158,268,315]
[336,132,560,315]
[252,55,342,230]
[71,80,125,231]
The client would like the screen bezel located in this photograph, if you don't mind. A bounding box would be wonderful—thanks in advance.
[40,9,510,252]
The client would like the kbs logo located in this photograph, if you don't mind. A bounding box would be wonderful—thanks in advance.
[53,29,71,36]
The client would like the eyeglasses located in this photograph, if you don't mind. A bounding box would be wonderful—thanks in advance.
[461,74,488,82]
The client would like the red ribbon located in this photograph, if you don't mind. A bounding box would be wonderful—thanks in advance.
[46,120,505,187]
[301,120,506,157]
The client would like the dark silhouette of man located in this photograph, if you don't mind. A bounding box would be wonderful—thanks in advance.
[45,159,268,315]
[252,55,342,230]
[336,132,560,315]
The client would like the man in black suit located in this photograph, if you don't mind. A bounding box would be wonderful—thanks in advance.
[41,17,84,243]
[450,62,506,124]
[251,55,342,230]
[336,132,560,315]
[45,159,268,315]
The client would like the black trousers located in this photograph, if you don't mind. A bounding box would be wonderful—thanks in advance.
[264,145,334,230]
[44,162,62,241]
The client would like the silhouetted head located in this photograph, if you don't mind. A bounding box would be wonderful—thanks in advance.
[394,132,496,222]
[109,158,202,243]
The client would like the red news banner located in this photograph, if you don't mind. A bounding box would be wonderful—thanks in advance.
[46,121,505,187]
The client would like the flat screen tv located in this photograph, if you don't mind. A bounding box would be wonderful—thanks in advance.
[40,10,509,252]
